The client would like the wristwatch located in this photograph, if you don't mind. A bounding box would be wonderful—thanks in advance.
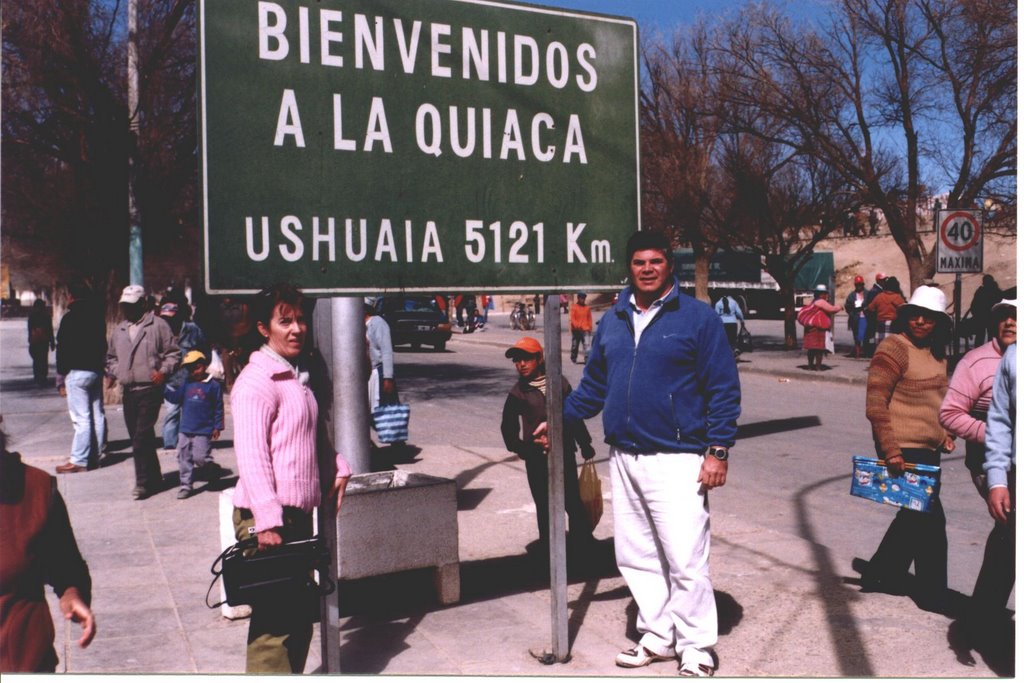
[707,446,729,461]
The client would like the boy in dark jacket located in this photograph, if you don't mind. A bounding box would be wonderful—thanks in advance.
[500,337,596,552]
[163,351,225,499]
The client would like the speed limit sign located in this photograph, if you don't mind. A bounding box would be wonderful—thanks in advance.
[936,210,983,273]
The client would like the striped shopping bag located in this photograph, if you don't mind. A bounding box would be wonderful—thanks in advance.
[371,403,411,443]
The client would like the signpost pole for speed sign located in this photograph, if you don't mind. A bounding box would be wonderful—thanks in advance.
[935,205,984,361]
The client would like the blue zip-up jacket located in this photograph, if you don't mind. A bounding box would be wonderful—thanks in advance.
[565,279,741,453]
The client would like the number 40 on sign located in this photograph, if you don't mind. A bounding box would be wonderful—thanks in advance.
[936,209,983,274]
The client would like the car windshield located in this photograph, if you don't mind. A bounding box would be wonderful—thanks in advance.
[384,297,439,313]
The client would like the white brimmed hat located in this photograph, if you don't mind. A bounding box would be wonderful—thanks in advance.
[991,298,1017,314]
[904,285,950,321]
[814,284,828,292]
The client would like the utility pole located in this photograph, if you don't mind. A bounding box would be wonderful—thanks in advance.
[127,0,143,286]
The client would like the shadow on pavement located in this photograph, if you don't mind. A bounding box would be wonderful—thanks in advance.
[795,470,875,676]
[736,416,822,440]
[947,612,1015,676]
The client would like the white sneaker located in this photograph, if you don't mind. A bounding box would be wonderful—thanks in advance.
[678,661,715,677]
[615,645,674,668]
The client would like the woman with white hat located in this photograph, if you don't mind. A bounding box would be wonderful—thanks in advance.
[859,285,957,612]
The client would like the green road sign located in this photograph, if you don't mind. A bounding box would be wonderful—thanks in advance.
[199,0,639,295]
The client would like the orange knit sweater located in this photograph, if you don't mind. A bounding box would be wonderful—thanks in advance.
[865,334,949,460]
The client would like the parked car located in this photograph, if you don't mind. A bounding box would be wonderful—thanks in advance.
[377,296,452,351]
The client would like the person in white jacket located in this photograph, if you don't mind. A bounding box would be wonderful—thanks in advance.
[976,342,1016,614]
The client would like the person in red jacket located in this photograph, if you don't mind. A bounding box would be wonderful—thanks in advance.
[0,421,96,671]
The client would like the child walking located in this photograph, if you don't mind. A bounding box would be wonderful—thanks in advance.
[163,350,225,499]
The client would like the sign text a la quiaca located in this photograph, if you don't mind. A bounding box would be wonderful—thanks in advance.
[199,0,639,295]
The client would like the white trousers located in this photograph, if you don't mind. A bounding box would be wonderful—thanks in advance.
[368,366,381,412]
[610,447,716,667]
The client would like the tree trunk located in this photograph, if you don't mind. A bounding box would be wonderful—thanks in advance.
[103,270,123,406]
[779,280,798,349]
[907,255,934,295]
[693,247,712,304]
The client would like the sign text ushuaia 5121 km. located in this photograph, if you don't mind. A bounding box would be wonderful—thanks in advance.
[200,0,639,294]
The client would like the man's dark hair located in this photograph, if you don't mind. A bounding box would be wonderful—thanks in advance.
[625,230,673,265]
[68,281,92,301]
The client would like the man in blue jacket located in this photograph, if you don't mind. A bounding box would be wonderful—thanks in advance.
[538,231,741,677]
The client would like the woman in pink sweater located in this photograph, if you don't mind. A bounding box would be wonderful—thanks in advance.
[231,283,351,673]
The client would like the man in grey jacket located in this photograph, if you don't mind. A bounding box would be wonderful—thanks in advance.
[106,285,180,499]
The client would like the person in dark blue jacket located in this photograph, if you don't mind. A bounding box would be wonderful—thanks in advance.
[538,231,741,677]
[163,350,225,499]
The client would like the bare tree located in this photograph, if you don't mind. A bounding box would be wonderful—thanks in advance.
[640,25,730,303]
[719,134,852,346]
[716,0,1015,290]
[2,0,197,300]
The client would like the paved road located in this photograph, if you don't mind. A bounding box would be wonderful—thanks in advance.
[0,314,1012,676]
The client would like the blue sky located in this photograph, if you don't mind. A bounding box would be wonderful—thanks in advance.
[531,0,830,32]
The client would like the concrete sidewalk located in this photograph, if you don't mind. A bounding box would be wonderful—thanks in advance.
[0,317,1009,676]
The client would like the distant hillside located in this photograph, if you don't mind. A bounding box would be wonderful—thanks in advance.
[823,231,1017,304]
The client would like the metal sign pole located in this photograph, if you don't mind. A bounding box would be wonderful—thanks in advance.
[953,273,962,360]
[313,296,371,673]
[543,294,570,662]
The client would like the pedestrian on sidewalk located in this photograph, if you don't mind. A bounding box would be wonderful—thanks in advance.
[106,285,180,500]
[865,277,905,345]
[979,341,1015,612]
[500,336,596,553]
[863,273,886,354]
[27,299,55,386]
[55,282,108,473]
[859,285,956,613]
[800,285,842,371]
[844,276,869,358]
[160,298,210,450]
[569,292,593,364]
[939,300,1015,621]
[714,293,744,356]
[163,351,225,499]
[0,421,96,672]
[536,231,741,677]
[968,275,1003,348]
[365,298,397,415]
[231,283,351,674]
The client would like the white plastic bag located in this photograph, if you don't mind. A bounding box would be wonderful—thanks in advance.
[207,348,226,381]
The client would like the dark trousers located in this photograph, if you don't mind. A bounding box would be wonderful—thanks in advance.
[723,323,738,350]
[233,507,315,673]
[570,330,588,362]
[29,343,49,383]
[973,471,1015,611]
[524,447,591,544]
[867,447,947,596]
[123,384,163,491]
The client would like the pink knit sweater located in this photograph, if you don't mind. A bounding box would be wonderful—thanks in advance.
[231,350,351,532]
[939,339,1004,444]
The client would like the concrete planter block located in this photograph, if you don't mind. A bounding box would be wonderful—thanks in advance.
[217,488,252,620]
[337,470,460,604]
